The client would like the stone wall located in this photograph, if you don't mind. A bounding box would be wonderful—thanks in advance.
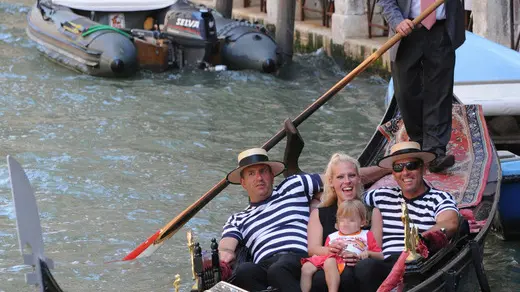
[331,0,385,44]
[470,0,520,50]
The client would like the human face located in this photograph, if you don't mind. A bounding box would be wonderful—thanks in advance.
[337,215,363,235]
[392,158,426,199]
[331,162,361,204]
[240,164,274,203]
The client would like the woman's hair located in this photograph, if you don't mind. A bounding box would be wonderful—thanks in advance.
[319,152,363,207]
[336,199,367,223]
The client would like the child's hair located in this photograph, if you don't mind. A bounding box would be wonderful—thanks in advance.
[336,199,367,223]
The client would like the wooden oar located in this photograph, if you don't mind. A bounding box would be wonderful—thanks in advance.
[121,0,446,261]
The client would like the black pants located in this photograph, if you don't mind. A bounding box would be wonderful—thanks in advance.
[310,256,399,292]
[232,252,305,292]
[391,21,455,156]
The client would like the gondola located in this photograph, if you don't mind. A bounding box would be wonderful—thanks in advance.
[6,94,500,292]
[7,1,499,290]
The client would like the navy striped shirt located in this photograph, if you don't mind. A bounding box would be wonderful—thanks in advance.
[222,174,323,263]
[364,185,458,257]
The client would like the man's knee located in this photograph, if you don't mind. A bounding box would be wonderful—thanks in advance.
[355,258,383,279]
[235,262,262,279]
[232,262,267,290]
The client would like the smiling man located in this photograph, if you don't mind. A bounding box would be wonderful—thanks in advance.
[358,141,459,291]
[219,148,323,292]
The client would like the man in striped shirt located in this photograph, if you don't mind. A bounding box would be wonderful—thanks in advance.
[360,141,459,291]
[219,148,323,292]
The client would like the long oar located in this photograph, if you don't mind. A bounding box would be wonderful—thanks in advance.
[121,0,446,261]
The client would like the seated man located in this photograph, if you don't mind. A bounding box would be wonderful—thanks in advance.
[358,141,459,291]
[219,148,323,291]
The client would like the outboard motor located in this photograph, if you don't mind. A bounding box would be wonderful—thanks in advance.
[160,6,219,68]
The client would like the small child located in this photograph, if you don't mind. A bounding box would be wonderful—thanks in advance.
[300,199,383,292]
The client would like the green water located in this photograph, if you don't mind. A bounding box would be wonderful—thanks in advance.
[0,2,518,291]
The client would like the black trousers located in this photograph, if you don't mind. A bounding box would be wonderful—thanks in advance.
[310,255,399,292]
[391,21,455,156]
[231,252,306,292]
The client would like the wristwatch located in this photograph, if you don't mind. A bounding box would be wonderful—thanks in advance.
[440,227,447,236]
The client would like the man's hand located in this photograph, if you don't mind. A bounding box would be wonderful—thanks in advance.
[396,19,414,36]
[359,251,369,260]
[219,248,236,264]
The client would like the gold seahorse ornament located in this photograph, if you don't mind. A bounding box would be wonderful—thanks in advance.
[401,202,422,262]
[187,230,196,280]
[173,274,181,292]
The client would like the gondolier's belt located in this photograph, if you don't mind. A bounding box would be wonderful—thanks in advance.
[261,250,306,262]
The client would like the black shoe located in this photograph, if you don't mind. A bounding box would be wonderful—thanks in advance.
[428,154,455,173]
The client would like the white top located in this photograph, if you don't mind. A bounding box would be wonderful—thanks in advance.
[409,0,446,20]
[53,0,178,12]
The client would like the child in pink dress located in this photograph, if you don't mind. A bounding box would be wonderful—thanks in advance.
[301,200,383,292]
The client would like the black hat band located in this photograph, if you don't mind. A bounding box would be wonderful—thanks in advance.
[239,154,269,168]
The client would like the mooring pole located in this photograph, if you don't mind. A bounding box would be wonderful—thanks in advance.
[276,0,297,64]
[215,0,233,19]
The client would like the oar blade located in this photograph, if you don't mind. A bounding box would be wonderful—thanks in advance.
[7,155,45,258]
[7,155,58,290]
[121,229,162,261]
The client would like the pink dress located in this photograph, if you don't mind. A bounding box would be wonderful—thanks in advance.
[301,230,381,273]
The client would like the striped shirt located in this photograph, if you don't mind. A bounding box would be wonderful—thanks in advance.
[364,185,458,257]
[222,174,323,263]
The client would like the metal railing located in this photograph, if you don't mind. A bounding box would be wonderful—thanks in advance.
[299,0,335,27]
[367,0,389,38]
[510,0,520,51]
[243,0,266,13]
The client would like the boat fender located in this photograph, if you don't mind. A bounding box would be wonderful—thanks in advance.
[144,17,154,31]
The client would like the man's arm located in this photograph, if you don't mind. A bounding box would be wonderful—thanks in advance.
[359,166,391,185]
[219,237,239,264]
[428,210,459,238]
[378,0,406,31]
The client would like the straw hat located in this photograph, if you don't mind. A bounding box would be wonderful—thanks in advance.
[226,148,286,184]
[377,141,436,169]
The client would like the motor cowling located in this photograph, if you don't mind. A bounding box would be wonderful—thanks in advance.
[162,7,219,65]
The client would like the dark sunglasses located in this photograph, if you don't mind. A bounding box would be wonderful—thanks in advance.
[392,161,423,172]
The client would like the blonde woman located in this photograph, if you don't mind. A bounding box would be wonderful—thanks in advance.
[306,152,388,292]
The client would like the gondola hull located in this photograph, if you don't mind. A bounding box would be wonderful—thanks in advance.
[7,100,499,291]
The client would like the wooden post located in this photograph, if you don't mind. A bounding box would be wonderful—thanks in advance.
[276,0,297,64]
[215,0,233,19]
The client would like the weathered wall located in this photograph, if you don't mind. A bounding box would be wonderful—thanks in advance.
[331,0,385,43]
[471,0,520,49]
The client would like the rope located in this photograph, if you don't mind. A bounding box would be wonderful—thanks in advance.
[81,25,131,39]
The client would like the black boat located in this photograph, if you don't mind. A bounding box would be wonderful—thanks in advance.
[27,0,280,76]
[7,94,499,291]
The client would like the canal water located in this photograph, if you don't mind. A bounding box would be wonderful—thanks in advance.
[0,2,519,291]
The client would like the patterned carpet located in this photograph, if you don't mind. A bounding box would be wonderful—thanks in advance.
[369,104,493,208]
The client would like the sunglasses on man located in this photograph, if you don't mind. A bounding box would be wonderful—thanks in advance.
[392,160,423,173]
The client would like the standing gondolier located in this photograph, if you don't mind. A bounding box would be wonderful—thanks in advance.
[378,0,466,173]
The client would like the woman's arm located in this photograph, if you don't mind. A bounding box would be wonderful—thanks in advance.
[370,208,383,247]
[307,209,328,256]
[360,166,391,185]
